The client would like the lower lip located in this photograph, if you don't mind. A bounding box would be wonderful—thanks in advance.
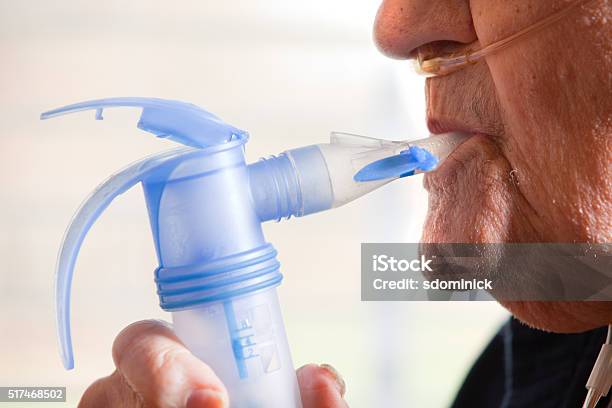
[411,131,472,161]
[424,133,483,190]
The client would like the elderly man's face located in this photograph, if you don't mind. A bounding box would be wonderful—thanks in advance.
[374,0,611,331]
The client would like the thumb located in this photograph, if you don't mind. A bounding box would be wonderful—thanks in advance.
[297,364,348,408]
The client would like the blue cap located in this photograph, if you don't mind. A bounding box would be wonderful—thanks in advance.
[41,97,247,148]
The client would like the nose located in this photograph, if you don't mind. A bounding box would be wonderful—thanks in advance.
[374,0,477,59]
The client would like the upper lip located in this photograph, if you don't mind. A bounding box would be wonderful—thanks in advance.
[425,85,501,139]
[425,71,498,138]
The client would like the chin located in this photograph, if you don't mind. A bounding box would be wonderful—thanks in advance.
[421,141,612,334]
[502,301,612,333]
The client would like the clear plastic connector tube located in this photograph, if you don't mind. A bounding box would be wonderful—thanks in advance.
[248,131,470,221]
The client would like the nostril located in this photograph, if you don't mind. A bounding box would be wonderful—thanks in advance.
[412,40,472,61]
[373,0,478,60]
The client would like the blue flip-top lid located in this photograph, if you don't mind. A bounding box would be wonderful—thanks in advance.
[41,97,247,148]
[41,97,248,370]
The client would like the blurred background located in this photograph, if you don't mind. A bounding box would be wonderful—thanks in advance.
[0,0,509,406]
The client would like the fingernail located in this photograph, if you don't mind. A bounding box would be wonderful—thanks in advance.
[186,389,228,408]
[320,363,346,397]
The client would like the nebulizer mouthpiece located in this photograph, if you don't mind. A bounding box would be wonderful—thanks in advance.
[352,131,470,181]
[42,97,467,407]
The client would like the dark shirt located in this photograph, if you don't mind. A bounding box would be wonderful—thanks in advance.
[452,318,610,408]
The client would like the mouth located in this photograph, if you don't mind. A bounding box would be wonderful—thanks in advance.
[424,118,492,192]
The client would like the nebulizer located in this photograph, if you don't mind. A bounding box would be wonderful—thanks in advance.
[41,97,468,407]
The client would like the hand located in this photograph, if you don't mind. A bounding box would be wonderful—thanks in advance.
[79,320,348,408]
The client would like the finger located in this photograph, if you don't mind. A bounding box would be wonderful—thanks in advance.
[111,320,229,408]
[79,370,227,408]
[297,364,349,408]
[79,371,142,408]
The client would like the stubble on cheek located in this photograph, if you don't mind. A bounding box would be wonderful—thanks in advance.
[422,134,552,244]
[423,135,512,243]
[422,136,515,243]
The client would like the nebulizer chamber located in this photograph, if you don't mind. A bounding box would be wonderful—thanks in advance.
[43,97,467,407]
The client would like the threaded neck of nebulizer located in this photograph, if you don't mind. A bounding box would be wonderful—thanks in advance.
[248,153,303,222]
[248,145,334,222]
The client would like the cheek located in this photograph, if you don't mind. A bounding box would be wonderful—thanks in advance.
[422,136,516,243]
[485,56,573,237]
[470,1,611,241]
